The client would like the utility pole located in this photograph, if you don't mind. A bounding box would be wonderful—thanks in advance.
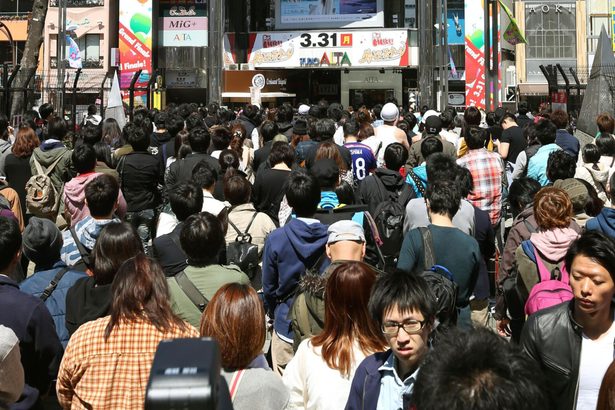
[56,0,67,112]
[418,0,435,108]
[208,0,224,104]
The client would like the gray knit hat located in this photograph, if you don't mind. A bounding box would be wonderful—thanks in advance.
[22,217,63,266]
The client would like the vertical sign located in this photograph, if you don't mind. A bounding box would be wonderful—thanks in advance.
[159,3,208,47]
[612,6,615,52]
[465,0,486,109]
[119,0,153,104]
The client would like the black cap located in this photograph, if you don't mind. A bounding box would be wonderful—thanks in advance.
[293,119,308,135]
[425,115,443,135]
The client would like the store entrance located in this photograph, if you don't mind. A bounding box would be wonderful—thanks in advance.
[349,88,396,108]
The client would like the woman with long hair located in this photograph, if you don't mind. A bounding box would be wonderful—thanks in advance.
[3,124,39,217]
[64,222,143,336]
[315,141,354,186]
[101,118,122,148]
[283,262,386,409]
[230,121,255,182]
[57,254,198,409]
[200,283,288,410]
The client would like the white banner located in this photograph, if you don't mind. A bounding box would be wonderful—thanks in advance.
[226,30,410,69]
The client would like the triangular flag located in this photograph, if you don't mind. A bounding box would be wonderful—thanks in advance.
[104,71,126,130]
[499,0,527,45]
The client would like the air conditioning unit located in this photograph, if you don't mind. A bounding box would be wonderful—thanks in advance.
[227,64,239,70]
[240,63,253,71]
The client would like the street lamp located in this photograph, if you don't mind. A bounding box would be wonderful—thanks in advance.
[0,21,17,67]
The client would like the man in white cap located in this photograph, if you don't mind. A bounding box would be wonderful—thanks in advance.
[363,102,408,167]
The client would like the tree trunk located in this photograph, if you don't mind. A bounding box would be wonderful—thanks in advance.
[10,0,49,117]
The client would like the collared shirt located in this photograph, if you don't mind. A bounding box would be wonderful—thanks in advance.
[57,316,198,409]
[376,352,420,410]
[457,148,504,226]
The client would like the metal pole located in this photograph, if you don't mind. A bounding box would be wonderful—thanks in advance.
[418,0,434,108]
[442,0,448,111]
[56,0,67,111]
[483,0,491,111]
[208,0,224,104]
[2,64,9,116]
[72,68,81,131]
[5,65,20,118]
[129,70,142,121]
[145,70,157,109]
[0,23,17,67]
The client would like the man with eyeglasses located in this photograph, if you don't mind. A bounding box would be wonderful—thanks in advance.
[345,269,437,410]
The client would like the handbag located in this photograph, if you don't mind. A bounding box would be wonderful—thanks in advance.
[226,212,260,279]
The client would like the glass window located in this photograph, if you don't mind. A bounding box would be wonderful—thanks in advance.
[525,4,576,60]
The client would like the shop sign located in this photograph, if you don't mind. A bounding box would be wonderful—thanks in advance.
[526,4,574,14]
[448,92,465,106]
[159,4,208,47]
[551,91,567,112]
[166,70,198,88]
[223,70,289,93]
[225,30,409,69]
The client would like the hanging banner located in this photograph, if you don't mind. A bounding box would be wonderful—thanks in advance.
[612,6,615,52]
[228,30,409,69]
[119,0,153,104]
[499,0,526,45]
[447,10,464,45]
[465,0,485,109]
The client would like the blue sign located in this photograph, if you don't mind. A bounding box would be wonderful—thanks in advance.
[447,10,464,45]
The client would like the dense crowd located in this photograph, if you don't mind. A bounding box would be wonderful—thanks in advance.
[1,99,615,410]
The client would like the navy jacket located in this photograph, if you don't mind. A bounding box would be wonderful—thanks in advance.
[345,350,391,410]
[19,261,87,347]
[262,218,328,340]
[555,129,580,161]
[586,208,615,237]
[0,275,63,406]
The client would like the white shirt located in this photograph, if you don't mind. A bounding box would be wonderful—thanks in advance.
[363,134,398,168]
[333,125,345,146]
[576,320,615,410]
[156,190,228,237]
[283,339,368,410]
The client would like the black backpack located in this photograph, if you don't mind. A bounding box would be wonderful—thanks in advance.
[372,177,413,266]
[226,212,260,280]
[417,227,458,327]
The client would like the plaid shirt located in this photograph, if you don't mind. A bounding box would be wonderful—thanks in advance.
[57,316,198,409]
[457,148,504,225]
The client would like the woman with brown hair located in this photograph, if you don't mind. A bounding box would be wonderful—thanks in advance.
[3,125,40,217]
[200,283,288,410]
[57,254,198,409]
[315,141,354,186]
[230,121,255,182]
[283,262,386,409]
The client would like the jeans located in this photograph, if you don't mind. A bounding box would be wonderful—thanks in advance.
[126,209,156,255]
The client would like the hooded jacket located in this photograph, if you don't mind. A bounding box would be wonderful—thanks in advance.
[30,140,73,196]
[575,164,609,204]
[60,216,120,267]
[262,218,329,341]
[514,228,580,297]
[586,208,615,237]
[64,276,111,337]
[405,165,428,198]
[359,167,414,217]
[63,172,127,227]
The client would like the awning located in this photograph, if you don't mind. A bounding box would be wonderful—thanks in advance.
[221,92,296,99]
[517,83,549,95]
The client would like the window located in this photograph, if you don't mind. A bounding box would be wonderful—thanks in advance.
[77,34,102,67]
[589,15,609,53]
[525,4,577,60]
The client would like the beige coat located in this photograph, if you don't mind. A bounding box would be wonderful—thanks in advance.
[225,203,276,255]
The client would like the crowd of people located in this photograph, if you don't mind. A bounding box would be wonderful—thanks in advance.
[0,99,615,410]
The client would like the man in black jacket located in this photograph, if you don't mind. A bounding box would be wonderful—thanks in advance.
[120,123,164,254]
[521,231,615,410]
[166,127,220,188]
[0,216,63,408]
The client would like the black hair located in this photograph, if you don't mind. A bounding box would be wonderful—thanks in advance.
[85,174,120,217]
[154,111,168,128]
[192,161,218,189]
[269,141,294,168]
[500,112,517,126]
[518,101,530,115]
[343,119,360,137]
[125,122,149,151]
[508,177,541,217]
[565,231,615,282]
[405,111,418,129]
[0,216,21,272]
[72,143,97,174]
[185,112,204,131]
[575,178,604,217]
[260,121,279,144]
[420,137,443,160]
[534,119,557,145]
[181,212,225,267]
[368,269,437,327]
[276,103,294,123]
[93,141,113,167]
[92,222,143,285]
[455,166,474,198]
[39,103,54,120]
[87,104,97,116]
[486,111,498,127]
[335,180,355,205]
[384,142,408,171]
[440,110,454,129]
[169,182,204,222]
[165,114,185,139]
[524,123,539,146]
[211,127,232,151]
[327,103,344,123]
[413,327,550,410]
[426,179,461,218]
[546,150,576,182]
[286,170,321,217]
[465,127,488,150]
[188,127,211,153]
[311,119,336,142]
[81,123,102,145]
[243,104,259,119]
[224,175,252,206]
[219,149,240,173]
[426,152,458,183]
[596,134,615,157]
[464,106,481,127]
[47,117,68,141]
[582,144,601,170]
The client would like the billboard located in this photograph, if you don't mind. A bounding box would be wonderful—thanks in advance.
[464,0,485,109]
[275,0,384,30]
[447,10,464,45]
[159,3,208,47]
[224,30,410,69]
[119,0,152,104]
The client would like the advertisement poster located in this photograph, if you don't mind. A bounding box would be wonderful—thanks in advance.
[447,10,464,45]
[613,6,615,52]
[159,3,208,47]
[227,30,409,68]
[119,0,152,104]
[464,0,485,109]
[276,0,384,29]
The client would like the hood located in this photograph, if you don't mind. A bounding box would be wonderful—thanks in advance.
[583,163,609,183]
[77,217,120,250]
[319,191,340,209]
[374,167,405,190]
[151,130,172,147]
[70,277,112,318]
[63,173,100,205]
[530,227,580,261]
[277,122,293,133]
[593,208,615,237]
[283,218,328,259]
[34,141,67,165]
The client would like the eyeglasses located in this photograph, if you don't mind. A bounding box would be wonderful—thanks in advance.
[381,319,426,336]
